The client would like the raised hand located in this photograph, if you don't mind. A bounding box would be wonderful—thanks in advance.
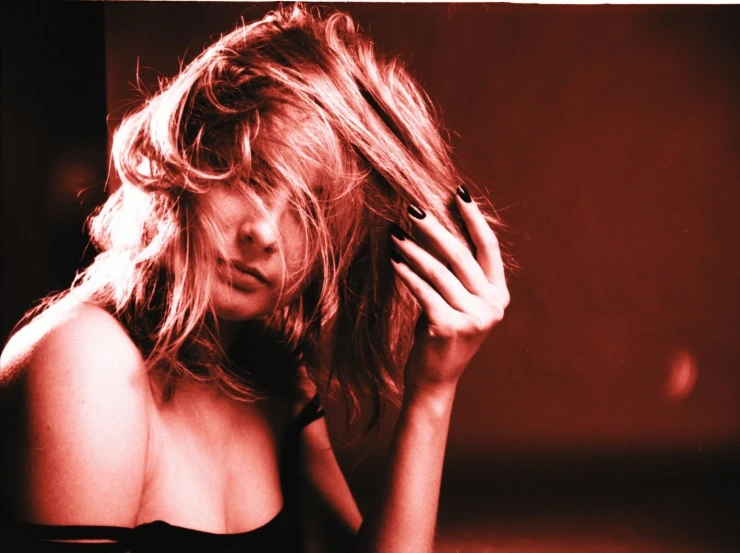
[390,186,510,394]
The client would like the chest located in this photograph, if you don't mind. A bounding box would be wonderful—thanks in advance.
[136,392,292,533]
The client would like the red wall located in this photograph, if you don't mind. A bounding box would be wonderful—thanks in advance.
[104,3,739,460]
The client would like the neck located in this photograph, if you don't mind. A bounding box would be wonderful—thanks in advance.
[217,318,246,351]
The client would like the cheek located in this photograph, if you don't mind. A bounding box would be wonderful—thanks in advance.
[280,216,310,273]
[196,197,234,253]
[284,240,306,272]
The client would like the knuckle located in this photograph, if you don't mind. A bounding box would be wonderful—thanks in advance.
[450,243,470,266]
[487,231,501,249]
[426,324,456,340]
[428,265,446,285]
[486,285,510,310]
[485,239,501,260]
[500,289,511,308]
[481,303,504,326]
[495,304,507,321]
[465,314,490,334]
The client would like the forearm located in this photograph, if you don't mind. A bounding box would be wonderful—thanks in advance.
[353,382,457,553]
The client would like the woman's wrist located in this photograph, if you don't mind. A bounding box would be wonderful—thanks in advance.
[402,379,458,419]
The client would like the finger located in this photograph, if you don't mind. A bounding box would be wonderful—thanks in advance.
[405,204,490,295]
[391,232,476,313]
[391,251,460,322]
[454,186,506,288]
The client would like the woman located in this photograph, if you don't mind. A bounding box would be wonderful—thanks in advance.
[1,4,509,552]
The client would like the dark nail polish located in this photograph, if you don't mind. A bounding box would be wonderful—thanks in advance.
[457,185,472,203]
[390,224,408,241]
[407,204,426,220]
[390,249,405,264]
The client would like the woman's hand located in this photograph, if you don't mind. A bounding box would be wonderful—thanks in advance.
[391,186,509,394]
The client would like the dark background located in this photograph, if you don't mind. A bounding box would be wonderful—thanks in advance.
[2,2,739,551]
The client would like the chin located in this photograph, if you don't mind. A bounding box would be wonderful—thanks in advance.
[212,283,278,321]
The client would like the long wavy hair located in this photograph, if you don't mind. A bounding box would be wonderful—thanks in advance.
[20,3,504,429]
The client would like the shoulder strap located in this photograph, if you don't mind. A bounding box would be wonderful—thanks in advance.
[291,394,325,432]
[5,522,132,549]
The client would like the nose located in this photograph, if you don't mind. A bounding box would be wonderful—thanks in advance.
[238,218,277,254]
[237,200,282,254]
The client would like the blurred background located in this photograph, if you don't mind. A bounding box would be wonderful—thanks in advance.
[2,2,738,551]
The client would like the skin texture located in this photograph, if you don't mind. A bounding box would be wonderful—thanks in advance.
[0,300,152,527]
[353,190,510,553]
[201,184,309,323]
[0,188,507,552]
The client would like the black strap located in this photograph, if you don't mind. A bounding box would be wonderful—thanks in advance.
[291,394,325,432]
[7,522,131,541]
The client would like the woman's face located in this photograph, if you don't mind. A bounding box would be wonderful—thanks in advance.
[200,185,308,321]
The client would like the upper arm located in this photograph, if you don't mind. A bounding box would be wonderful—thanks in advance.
[0,302,151,526]
[294,371,362,552]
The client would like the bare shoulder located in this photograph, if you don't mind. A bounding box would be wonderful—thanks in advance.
[0,296,152,526]
[1,296,144,384]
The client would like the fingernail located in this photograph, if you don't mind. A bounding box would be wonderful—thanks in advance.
[390,224,408,241]
[390,249,405,264]
[457,185,472,203]
[407,204,426,220]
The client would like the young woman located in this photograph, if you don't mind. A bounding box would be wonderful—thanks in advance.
[1,4,509,552]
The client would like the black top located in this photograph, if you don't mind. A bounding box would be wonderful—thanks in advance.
[4,395,326,553]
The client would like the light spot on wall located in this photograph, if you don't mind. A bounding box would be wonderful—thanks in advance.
[663,347,698,403]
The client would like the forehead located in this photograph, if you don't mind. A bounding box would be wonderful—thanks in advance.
[204,181,290,213]
[196,100,332,202]
[227,145,324,206]
[254,114,325,183]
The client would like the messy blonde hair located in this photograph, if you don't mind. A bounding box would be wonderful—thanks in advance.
[26,4,503,428]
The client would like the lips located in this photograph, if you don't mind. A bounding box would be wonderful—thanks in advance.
[218,259,270,285]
